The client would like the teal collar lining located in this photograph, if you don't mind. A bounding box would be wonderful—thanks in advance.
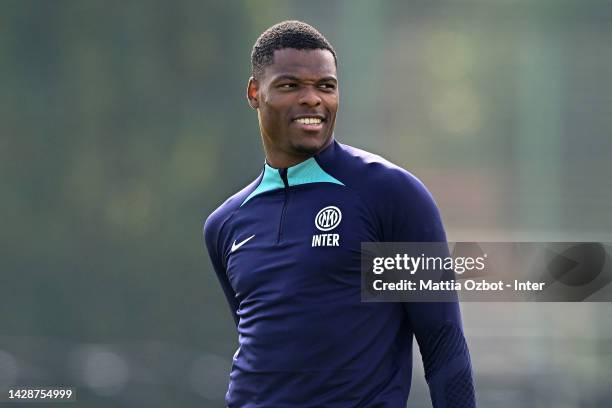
[241,157,345,206]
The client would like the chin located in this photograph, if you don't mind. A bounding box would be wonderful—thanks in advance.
[291,135,330,156]
[292,143,321,156]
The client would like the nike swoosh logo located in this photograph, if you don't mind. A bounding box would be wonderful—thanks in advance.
[231,234,255,253]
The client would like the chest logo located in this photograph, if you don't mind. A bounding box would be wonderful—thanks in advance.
[313,206,341,247]
[231,234,255,253]
[315,206,342,231]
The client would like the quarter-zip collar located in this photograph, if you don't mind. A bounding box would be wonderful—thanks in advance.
[241,141,344,206]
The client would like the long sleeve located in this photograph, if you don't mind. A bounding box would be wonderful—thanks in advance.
[405,300,475,407]
[203,213,239,327]
[387,172,476,407]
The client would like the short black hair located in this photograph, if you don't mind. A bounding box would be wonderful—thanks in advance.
[251,20,337,79]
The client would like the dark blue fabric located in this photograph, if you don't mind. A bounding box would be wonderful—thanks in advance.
[204,140,475,407]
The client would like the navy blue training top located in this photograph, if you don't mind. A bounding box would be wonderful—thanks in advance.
[204,140,475,407]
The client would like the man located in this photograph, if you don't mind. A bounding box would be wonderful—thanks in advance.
[204,20,475,407]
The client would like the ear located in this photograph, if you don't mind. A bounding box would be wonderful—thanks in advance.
[247,77,259,109]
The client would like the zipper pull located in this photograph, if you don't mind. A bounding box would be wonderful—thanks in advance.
[279,168,289,188]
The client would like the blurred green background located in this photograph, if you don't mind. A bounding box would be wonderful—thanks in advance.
[1,0,611,406]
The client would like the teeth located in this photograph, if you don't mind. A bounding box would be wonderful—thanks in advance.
[295,117,322,125]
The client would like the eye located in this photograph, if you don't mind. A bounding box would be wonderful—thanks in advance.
[318,83,336,90]
[278,83,297,89]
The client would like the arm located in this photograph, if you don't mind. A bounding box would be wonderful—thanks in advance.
[405,299,475,407]
[386,171,476,407]
[203,212,240,326]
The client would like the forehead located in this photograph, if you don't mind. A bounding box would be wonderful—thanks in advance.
[262,48,337,81]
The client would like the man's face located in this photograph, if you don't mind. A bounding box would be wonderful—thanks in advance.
[248,48,339,162]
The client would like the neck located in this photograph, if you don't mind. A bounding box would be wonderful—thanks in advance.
[264,137,334,169]
[265,151,311,169]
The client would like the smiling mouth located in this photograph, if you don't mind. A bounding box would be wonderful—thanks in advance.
[293,117,324,125]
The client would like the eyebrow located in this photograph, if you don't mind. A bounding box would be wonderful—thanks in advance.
[272,75,337,83]
[318,76,338,83]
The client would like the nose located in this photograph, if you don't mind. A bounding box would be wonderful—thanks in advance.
[298,86,321,107]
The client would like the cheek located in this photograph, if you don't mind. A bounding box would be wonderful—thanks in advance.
[324,95,339,113]
[262,97,290,122]
[259,104,286,134]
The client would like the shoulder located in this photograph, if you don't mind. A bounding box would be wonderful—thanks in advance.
[321,141,445,241]
[203,175,262,243]
[324,142,435,205]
